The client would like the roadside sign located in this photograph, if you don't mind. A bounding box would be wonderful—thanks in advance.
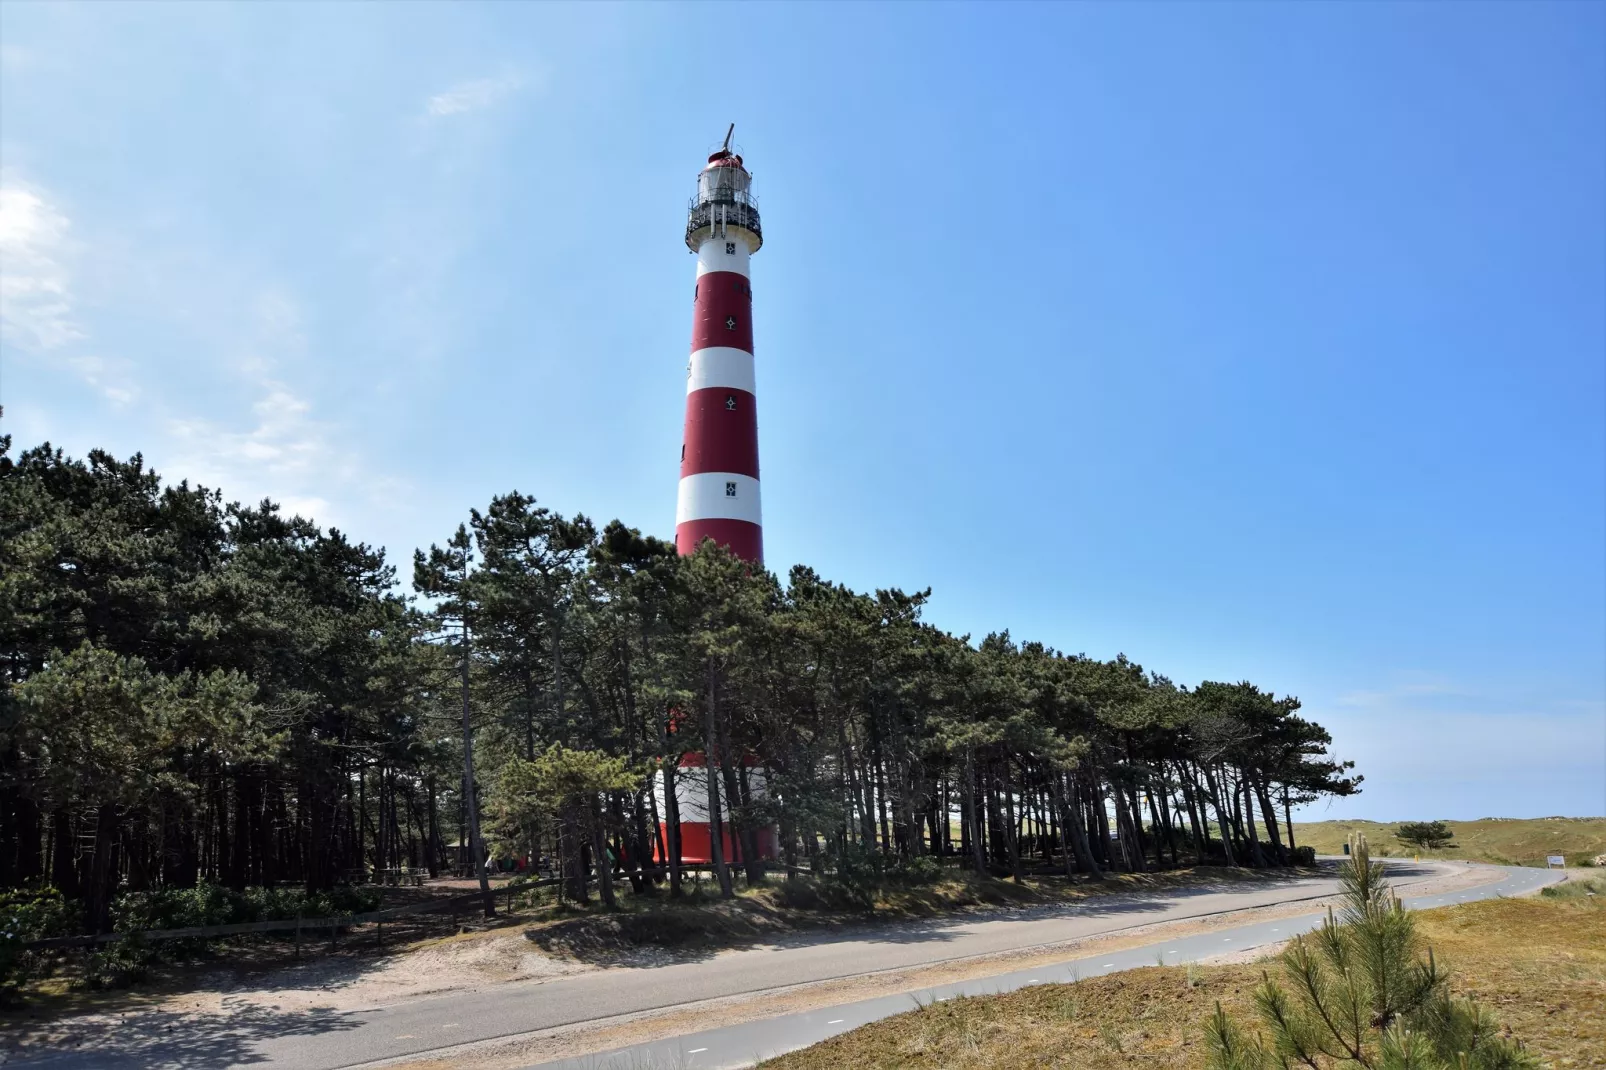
[1546,855,1565,868]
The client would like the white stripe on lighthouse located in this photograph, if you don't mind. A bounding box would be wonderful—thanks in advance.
[695,237,750,278]
[687,347,756,395]
[677,472,762,525]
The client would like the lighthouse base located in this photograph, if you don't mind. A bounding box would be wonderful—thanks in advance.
[658,821,777,866]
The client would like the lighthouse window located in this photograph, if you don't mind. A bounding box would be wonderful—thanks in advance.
[680,444,685,461]
[725,394,737,411]
[725,481,737,497]
[725,241,736,255]
[725,315,738,330]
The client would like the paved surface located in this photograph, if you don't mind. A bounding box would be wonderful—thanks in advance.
[526,862,1562,1070]
[0,861,1559,1070]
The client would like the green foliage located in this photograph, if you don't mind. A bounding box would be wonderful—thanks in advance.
[1397,821,1457,851]
[2,437,1365,957]
[85,934,156,990]
[0,887,79,1003]
[1204,836,1536,1070]
[111,882,381,933]
[490,744,644,853]
[13,643,277,810]
[777,845,948,912]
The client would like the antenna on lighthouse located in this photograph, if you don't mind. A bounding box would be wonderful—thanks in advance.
[721,123,734,153]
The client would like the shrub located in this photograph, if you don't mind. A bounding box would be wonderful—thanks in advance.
[1396,820,1456,851]
[1291,845,1316,866]
[0,887,79,1005]
[86,933,157,990]
[1205,835,1535,1070]
[111,882,381,936]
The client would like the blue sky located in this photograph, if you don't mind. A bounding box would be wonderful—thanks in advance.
[3,2,1602,821]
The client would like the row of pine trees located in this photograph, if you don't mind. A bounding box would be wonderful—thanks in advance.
[0,438,1360,931]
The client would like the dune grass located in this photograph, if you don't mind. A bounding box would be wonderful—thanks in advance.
[517,865,1295,963]
[759,883,1605,1069]
[1292,816,1606,868]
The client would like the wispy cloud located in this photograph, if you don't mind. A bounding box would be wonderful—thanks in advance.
[0,181,83,352]
[163,292,405,529]
[169,383,331,516]
[1335,672,1464,709]
[66,355,140,407]
[1302,677,1605,820]
[425,74,522,118]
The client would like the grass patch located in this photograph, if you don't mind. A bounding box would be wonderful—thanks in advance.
[1293,816,1606,868]
[760,890,1605,1069]
[518,866,1300,964]
[1541,876,1606,900]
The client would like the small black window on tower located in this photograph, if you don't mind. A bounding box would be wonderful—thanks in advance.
[725,241,736,255]
[681,444,685,461]
[724,394,737,411]
[725,481,737,498]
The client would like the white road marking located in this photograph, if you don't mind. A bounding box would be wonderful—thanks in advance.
[688,1047,709,1054]
[1102,963,1114,967]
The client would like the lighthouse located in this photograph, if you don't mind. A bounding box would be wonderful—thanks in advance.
[663,127,776,868]
[676,126,764,563]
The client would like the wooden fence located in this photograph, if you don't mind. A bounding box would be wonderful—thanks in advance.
[20,862,807,952]
[22,884,529,951]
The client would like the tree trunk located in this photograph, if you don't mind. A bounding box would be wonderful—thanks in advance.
[590,799,617,909]
[1001,760,1023,882]
[704,661,733,899]
[1254,776,1288,865]
[460,627,496,918]
[964,748,986,875]
[1199,763,1237,867]
[663,762,684,897]
[85,803,121,933]
[1240,774,1268,868]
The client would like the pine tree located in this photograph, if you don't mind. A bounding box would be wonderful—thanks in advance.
[1205,835,1535,1070]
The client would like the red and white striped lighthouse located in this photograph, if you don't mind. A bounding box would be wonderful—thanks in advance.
[662,127,775,867]
[676,128,763,563]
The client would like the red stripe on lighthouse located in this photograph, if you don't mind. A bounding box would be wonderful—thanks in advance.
[675,518,763,562]
[681,387,759,479]
[691,270,754,353]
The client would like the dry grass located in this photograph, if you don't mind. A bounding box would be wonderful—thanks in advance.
[1293,816,1606,868]
[761,888,1606,1069]
[520,866,1296,963]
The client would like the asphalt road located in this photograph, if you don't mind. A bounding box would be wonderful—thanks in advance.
[0,860,1559,1070]
[526,862,1562,1070]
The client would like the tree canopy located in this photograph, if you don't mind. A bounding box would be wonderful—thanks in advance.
[1396,821,1456,851]
[0,438,1362,933]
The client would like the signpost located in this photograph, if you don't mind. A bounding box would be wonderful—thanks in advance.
[1546,855,1566,868]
